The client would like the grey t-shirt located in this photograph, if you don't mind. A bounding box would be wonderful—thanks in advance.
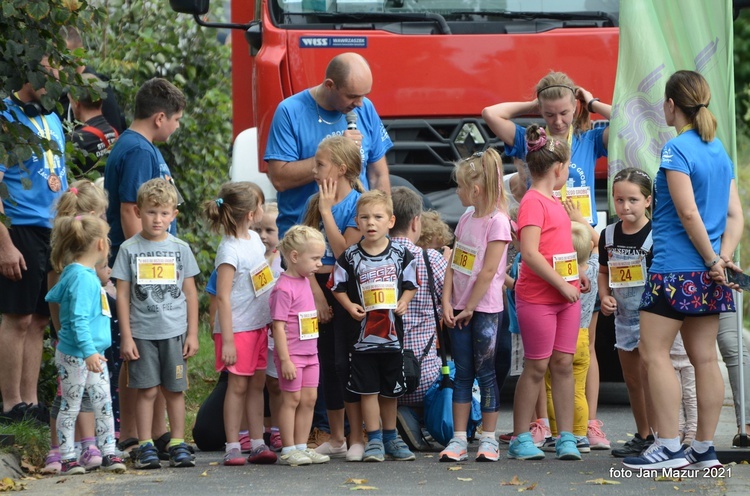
[112,233,200,340]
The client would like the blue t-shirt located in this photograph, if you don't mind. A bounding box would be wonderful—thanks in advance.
[46,263,111,358]
[1,98,68,228]
[264,90,393,237]
[505,124,607,226]
[104,130,178,248]
[650,130,733,273]
[206,268,217,296]
[299,189,361,266]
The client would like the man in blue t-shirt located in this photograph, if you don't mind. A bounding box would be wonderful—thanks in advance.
[264,52,393,239]
[0,58,68,424]
[104,78,185,265]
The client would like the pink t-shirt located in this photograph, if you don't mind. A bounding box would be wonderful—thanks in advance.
[516,189,580,305]
[269,273,318,356]
[450,208,511,313]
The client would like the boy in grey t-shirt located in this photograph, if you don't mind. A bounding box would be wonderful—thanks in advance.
[112,178,199,469]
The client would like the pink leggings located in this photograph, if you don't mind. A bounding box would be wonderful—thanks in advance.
[516,298,581,359]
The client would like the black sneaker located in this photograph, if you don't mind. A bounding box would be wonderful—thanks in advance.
[0,403,29,424]
[612,433,653,458]
[168,442,196,467]
[60,459,86,475]
[26,403,50,425]
[101,455,126,473]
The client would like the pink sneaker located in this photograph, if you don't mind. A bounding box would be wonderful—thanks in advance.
[269,431,282,452]
[239,433,251,454]
[530,419,551,448]
[42,451,61,474]
[587,419,611,450]
[79,445,102,471]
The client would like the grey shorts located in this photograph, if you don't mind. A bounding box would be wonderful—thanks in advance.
[51,391,93,418]
[126,335,188,392]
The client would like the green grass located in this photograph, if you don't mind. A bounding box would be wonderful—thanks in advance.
[0,420,50,468]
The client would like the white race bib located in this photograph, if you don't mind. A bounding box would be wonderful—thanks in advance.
[250,261,275,297]
[608,259,647,288]
[451,242,478,276]
[298,310,319,340]
[100,288,112,318]
[553,252,579,281]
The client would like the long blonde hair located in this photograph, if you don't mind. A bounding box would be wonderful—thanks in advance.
[302,136,364,228]
[453,147,507,217]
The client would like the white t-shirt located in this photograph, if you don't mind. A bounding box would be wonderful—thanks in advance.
[213,232,273,333]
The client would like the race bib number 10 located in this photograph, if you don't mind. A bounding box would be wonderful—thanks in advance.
[553,252,579,281]
[136,257,177,285]
[361,281,398,312]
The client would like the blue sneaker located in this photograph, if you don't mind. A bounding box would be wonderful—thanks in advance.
[684,446,722,470]
[134,443,161,469]
[555,432,582,460]
[363,439,385,462]
[168,442,196,467]
[576,435,591,453]
[508,432,545,460]
[622,439,688,470]
[384,437,416,461]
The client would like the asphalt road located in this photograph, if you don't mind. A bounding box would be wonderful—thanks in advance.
[16,400,750,496]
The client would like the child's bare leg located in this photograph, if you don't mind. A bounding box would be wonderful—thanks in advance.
[549,351,575,433]
[225,374,249,443]
[246,371,267,441]
[378,396,398,431]
[513,358,550,434]
[586,312,600,420]
[360,394,381,433]
[152,390,169,439]
[161,388,186,440]
[118,373,138,442]
[279,390,300,448]
[618,348,650,437]
[76,412,96,439]
[296,388,317,446]
[266,376,282,428]
[135,386,158,442]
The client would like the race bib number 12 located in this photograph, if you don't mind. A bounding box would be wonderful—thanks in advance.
[136,257,177,285]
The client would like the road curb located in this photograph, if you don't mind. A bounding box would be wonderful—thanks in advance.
[0,452,23,480]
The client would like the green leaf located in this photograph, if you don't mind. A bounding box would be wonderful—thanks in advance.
[26,0,50,21]
[16,145,33,162]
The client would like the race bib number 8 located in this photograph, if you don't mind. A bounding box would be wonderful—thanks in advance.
[553,252,579,281]
[101,289,112,318]
[361,281,398,312]
[451,242,478,276]
[298,310,319,340]
[136,257,177,285]
[608,259,646,288]
[251,262,275,297]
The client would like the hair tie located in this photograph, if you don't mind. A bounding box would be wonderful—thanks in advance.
[695,103,708,109]
[215,198,224,207]
[526,127,548,153]
[75,215,82,220]
[537,84,576,99]
[69,187,78,195]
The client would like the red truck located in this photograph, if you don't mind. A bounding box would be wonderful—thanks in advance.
[170,0,619,220]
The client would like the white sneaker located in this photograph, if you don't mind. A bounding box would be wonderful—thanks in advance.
[278,450,312,466]
[304,448,330,464]
[315,441,347,458]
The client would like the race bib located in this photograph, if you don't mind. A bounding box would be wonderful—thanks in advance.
[608,259,646,288]
[250,261,275,297]
[554,186,593,224]
[298,310,319,340]
[136,257,177,285]
[451,242,478,276]
[553,252,579,281]
[361,281,398,312]
[100,288,112,318]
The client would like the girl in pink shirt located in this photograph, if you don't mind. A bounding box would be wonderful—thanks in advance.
[440,148,511,463]
[269,226,329,466]
[509,124,581,462]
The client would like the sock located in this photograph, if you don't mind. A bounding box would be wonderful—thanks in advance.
[659,436,681,452]
[454,431,467,442]
[74,441,82,454]
[367,430,383,442]
[140,439,154,447]
[168,437,184,449]
[251,438,265,449]
[540,418,550,428]
[691,440,713,454]
[239,430,249,437]
[281,446,295,455]
[295,444,307,451]
[81,437,96,450]
[50,445,59,452]
[226,442,241,452]
[271,427,280,434]
[481,431,495,441]
[383,429,398,444]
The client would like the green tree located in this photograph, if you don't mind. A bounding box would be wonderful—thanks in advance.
[90,0,233,306]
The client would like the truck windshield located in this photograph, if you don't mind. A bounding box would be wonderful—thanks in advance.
[275,0,619,25]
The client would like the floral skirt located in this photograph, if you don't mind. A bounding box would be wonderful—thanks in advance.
[640,271,735,315]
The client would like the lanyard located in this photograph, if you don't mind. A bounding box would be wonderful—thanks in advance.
[25,112,55,173]
[678,124,693,135]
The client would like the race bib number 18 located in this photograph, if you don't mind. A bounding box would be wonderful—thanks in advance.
[451,242,478,276]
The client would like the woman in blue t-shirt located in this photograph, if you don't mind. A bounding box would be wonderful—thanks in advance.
[482,70,612,448]
[622,70,743,471]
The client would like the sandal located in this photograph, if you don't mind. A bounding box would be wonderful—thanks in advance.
[116,437,139,452]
